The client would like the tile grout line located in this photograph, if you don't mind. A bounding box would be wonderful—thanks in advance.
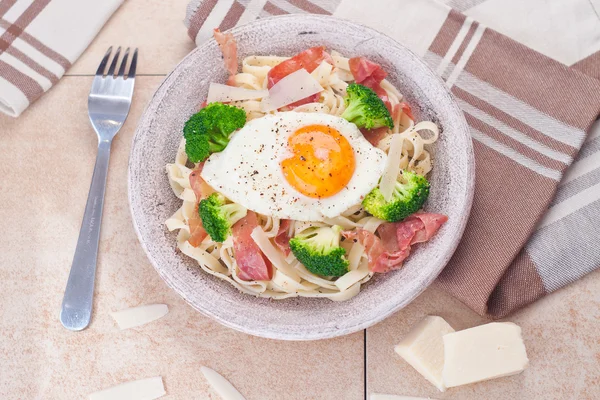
[364,329,367,400]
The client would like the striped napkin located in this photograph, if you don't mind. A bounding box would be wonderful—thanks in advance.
[0,0,123,117]
[185,0,600,318]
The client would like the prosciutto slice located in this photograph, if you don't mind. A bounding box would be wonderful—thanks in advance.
[349,57,387,83]
[274,219,292,256]
[342,212,448,273]
[187,215,208,247]
[187,164,208,247]
[214,29,238,85]
[232,211,273,281]
[409,213,448,244]
[360,127,388,147]
[267,46,333,87]
[349,56,392,112]
[397,102,414,121]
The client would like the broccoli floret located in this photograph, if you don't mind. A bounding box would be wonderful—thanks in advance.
[199,193,247,242]
[341,83,393,130]
[183,102,246,163]
[183,134,211,164]
[362,170,430,222]
[289,225,349,277]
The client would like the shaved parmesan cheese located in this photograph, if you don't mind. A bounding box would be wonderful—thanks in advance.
[110,304,169,330]
[207,83,269,103]
[379,134,404,201]
[260,69,323,112]
[89,377,165,400]
[201,367,246,400]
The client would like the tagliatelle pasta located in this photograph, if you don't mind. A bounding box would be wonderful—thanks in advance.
[164,49,439,301]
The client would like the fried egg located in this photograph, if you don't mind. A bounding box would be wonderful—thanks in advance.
[201,112,387,221]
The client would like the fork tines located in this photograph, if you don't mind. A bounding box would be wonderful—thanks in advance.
[96,46,138,79]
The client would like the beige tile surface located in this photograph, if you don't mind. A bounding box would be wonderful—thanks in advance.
[0,76,363,400]
[68,0,195,76]
[1,1,600,399]
[367,276,600,400]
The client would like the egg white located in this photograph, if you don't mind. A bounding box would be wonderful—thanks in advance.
[201,112,387,221]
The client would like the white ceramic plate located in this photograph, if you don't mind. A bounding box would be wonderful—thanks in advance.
[129,15,474,340]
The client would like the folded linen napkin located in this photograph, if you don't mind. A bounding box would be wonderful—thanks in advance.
[185,0,600,318]
[0,0,123,117]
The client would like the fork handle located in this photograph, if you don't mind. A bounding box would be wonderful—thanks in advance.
[60,140,112,331]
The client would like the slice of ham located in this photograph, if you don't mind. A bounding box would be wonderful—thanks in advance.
[214,29,238,85]
[360,127,388,146]
[274,219,292,256]
[232,211,273,281]
[349,57,387,83]
[187,164,208,247]
[189,163,205,201]
[409,213,448,244]
[398,102,414,121]
[393,218,426,250]
[342,228,409,273]
[267,46,333,87]
[349,56,392,112]
[187,212,208,247]
[342,212,448,273]
[375,222,400,252]
[266,46,332,107]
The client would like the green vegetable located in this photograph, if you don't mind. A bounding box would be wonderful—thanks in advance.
[183,102,246,163]
[362,170,430,222]
[340,83,393,130]
[199,193,247,242]
[289,225,349,277]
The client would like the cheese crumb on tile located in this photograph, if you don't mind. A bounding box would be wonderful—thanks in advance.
[442,322,529,388]
[394,316,455,392]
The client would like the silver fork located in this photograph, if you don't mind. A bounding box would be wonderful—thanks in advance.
[60,47,137,331]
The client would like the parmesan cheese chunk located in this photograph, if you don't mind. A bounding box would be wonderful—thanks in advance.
[201,366,246,400]
[89,377,165,400]
[110,304,169,330]
[394,316,454,392]
[442,322,529,388]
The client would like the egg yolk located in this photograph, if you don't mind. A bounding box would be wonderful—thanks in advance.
[281,124,355,198]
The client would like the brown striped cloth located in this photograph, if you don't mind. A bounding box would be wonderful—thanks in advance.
[0,0,122,117]
[185,0,600,318]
